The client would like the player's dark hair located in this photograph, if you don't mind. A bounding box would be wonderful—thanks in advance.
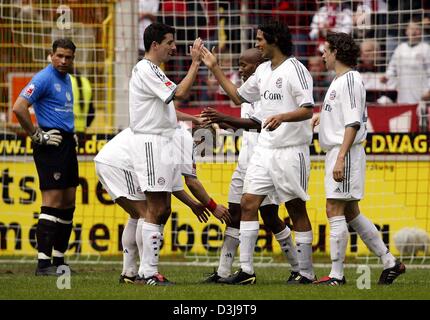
[52,38,76,53]
[326,32,360,67]
[144,23,176,52]
[258,20,293,56]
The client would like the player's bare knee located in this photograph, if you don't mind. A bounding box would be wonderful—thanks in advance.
[344,201,360,222]
[240,196,259,220]
[326,199,346,217]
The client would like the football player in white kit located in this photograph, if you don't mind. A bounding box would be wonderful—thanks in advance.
[127,22,205,285]
[94,125,212,284]
[313,32,405,285]
[95,112,231,284]
[201,48,301,284]
[200,21,316,285]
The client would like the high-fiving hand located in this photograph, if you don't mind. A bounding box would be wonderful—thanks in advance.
[201,107,226,124]
[199,46,218,69]
[190,37,204,63]
[191,202,211,223]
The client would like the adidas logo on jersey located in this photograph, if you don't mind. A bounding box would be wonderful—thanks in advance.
[334,187,342,193]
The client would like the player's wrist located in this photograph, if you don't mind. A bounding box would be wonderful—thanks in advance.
[30,127,40,136]
[206,198,217,212]
[337,154,346,160]
[208,63,220,72]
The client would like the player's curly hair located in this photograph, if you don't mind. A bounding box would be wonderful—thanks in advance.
[326,32,360,67]
[144,22,176,52]
[258,20,293,56]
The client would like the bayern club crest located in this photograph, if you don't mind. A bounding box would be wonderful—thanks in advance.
[329,90,336,100]
[54,83,61,92]
[276,77,282,88]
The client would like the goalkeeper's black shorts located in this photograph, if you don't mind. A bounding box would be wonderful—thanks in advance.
[33,129,79,190]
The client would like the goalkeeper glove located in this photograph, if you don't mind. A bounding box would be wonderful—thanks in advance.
[31,128,63,147]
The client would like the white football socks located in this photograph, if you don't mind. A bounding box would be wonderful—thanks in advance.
[274,227,299,273]
[135,218,145,260]
[295,230,315,280]
[328,216,349,279]
[138,221,162,278]
[348,213,396,269]
[239,221,260,275]
[121,218,138,277]
[217,227,240,278]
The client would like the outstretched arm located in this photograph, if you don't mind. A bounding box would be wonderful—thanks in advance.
[174,38,203,101]
[173,190,211,223]
[176,109,203,126]
[201,107,260,131]
[200,46,242,105]
[184,176,231,224]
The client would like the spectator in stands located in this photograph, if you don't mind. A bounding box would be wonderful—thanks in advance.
[138,0,159,60]
[381,18,430,104]
[309,1,353,53]
[308,55,331,103]
[357,39,396,103]
[357,39,384,73]
[357,39,397,103]
[385,1,424,62]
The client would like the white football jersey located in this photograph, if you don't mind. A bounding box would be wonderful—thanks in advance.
[319,70,367,151]
[237,58,314,148]
[94,128,133,171]
[129,58,178,137]
[386,42,430,104]
[237,101,260,171]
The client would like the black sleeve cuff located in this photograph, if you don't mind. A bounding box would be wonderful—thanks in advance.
[346,121,360,129]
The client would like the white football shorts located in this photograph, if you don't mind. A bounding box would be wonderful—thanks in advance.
[243,144,310,203]
[130,133,183,193]
[228,166,279,206]
[95,162,146,201]
[325,143,365,200]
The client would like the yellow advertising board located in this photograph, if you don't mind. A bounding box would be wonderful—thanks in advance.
[0,160,428,257]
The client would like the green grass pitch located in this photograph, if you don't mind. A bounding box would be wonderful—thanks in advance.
[0,259,429,300]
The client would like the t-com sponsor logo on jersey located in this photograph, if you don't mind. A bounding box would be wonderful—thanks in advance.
[262,90,283,100]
